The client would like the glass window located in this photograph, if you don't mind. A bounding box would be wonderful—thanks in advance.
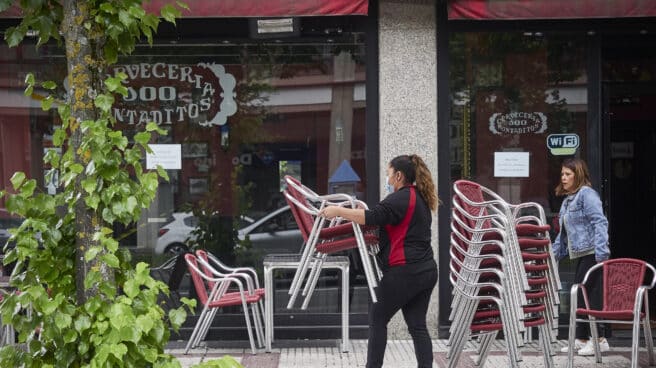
[449,31,589,316]
[0,25,369,320]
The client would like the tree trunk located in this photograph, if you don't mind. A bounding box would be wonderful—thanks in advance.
[62,0,112,304]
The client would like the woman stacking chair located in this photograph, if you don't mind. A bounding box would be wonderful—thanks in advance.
[282,175,381,309]
[184,253,264,354]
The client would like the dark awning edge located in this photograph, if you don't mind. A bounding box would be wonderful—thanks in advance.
[449,0,656,20]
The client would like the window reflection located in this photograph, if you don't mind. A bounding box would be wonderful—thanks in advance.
[449,32,589,316]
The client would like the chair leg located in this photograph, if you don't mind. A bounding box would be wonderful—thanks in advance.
[241,299,257,355]
[643,293,655,366]
[252,303,265,348]
[589,316,602,363]
[475,332,497,366]
[567,287,578,368]
[185,305,210,354]
[539,323,555,368]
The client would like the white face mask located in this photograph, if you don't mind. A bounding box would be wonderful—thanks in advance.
[385,175,395,194]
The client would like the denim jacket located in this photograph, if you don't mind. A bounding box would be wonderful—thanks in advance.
[553,186,610,262]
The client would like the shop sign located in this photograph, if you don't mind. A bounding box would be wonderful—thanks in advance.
[546,133,579,156]
[488,112,547,135]
[111,63,237,127]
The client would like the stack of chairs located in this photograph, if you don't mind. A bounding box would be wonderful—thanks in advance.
[447,180,562,368]
[282,175,382,309]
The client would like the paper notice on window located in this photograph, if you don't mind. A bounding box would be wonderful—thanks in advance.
[494,152,529,177]
[146,144,182,170]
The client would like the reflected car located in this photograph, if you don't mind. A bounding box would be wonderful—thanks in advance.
[155,207,303,255]
[0,209,23,253]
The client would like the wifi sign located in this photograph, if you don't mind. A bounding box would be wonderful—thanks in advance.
[547,134,579,156]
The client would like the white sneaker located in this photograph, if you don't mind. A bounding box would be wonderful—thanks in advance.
[577,338,610,356]
[560,339,587,353]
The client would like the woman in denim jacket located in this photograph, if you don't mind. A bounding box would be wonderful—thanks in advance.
[553,158,611,356]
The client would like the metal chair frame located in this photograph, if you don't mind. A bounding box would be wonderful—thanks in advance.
[184,254,264,355]
[567,258,656,368]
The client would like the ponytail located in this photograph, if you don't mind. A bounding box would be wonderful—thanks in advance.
[410,154,438,211]
[389,154,439,212]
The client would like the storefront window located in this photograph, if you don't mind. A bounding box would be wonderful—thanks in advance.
[449,32,588,315]
[0,28,369,327]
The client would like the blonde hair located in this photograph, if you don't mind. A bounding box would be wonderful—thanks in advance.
[555,157,592,196]
[389,154,439,211]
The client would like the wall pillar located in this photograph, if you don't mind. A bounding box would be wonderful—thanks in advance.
[378,0,439,337]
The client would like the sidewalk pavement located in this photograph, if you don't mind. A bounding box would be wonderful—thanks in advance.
[168,339,653,367]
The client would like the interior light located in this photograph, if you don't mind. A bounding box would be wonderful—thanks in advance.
[256,18,294,34]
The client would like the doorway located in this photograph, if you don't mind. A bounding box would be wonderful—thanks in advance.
[605,82,656,316]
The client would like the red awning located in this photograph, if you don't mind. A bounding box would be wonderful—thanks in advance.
[449,0,656,20]
[0,0,368,18]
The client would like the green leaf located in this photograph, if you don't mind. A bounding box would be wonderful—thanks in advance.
[99,2,116,14]
[168,308,186,331]
[101,253,120,268]
[142,347,158,363]
[104,42,118,64]
[10,172,26,190]
[123,279,139,299]
[160,4,180,24]
[108,343,128,360]
[84,246,101,262]
[54,313,72,330]
[64,329,77,343]
[41,95,53,111]
[53,128,66,146]
[24,85,33,97]
[42,80,56,90]
[19,179,36,197]
[135,315,154,333]
[85,193,100,210]
[104,76,123,92]
[5,26,25,47]
[119,325,140,343]
[133,131,151,146]
[74,315,91,333]
[126,196,137,213]
[81,177,96,194]
[94,94,114,112]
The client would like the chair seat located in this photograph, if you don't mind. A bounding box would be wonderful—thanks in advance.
[471,316,546,332]
[225,288,265,297]
[208,292,262,308]
[315,233,379,254]
[474,303,546,319]
[576,308,645,320]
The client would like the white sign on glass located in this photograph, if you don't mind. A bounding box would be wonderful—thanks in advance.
[146,144,182,170]
[494,152,529,177]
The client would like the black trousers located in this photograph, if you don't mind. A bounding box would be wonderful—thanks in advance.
[574,254,611,339]
[366,263,438,368]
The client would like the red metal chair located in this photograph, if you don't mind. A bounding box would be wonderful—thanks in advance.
[184,253,264,355]
[567,258,655,368]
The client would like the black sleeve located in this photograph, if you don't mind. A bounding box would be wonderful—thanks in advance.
[364,190,408,226]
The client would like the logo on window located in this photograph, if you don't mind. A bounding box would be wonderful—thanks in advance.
[110,63,237,127]
[488,112,547,135]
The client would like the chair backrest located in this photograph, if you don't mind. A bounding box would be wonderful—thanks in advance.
[195,249,217,290]
[602,258,647,312]
[453,180,492,231]
[284,176,318,240]
[184,253,209,305]
[283,189,312,241]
